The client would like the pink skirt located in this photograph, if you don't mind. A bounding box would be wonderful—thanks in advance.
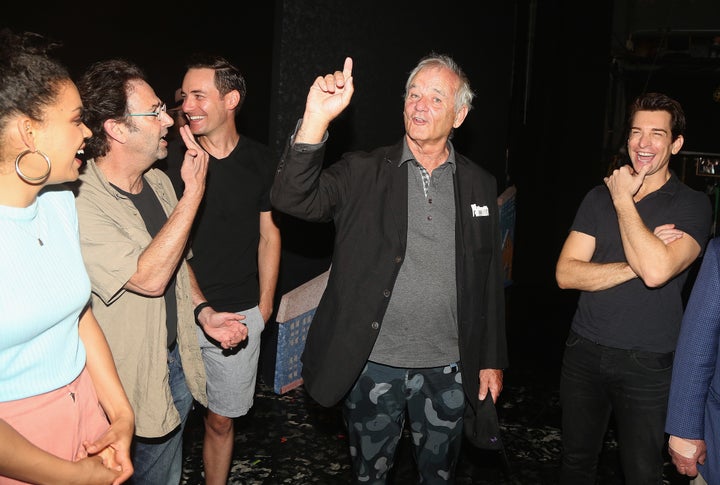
[0,367,111,484]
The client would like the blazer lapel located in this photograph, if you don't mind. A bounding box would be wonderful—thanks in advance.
[384,143,409,248]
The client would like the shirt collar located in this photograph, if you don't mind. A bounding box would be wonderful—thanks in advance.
[398,138,457,173]
[656,170,680,195]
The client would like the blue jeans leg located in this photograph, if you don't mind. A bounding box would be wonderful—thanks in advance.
[560,331,670,485]
[130,344,194,485]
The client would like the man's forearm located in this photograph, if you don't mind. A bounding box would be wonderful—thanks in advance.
[257,236,280,320]
[557,259,637,291]
[126,193,200,296]
[615,199,672,281]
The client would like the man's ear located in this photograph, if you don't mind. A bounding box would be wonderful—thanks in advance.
[453,105,469,129]
[225,90,241,111]
[104,118,127,144]
[671,134,684,155]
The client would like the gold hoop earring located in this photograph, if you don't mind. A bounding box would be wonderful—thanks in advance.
[15,149,51,184]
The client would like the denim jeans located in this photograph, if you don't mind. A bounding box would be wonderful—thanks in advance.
[344,361,465,485]
[559,330,672,485]
[129,344,193,485]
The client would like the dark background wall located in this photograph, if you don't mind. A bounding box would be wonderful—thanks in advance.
[2,1,276,145]
[4,0,720,373]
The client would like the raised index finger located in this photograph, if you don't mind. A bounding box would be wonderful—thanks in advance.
[343,57,353,79]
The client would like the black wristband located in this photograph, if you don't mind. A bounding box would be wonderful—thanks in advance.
[194,302,211,325]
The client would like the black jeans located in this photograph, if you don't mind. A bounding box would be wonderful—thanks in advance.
[559,330,672,485]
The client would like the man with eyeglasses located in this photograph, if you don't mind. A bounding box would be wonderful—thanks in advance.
[72,59,247,484]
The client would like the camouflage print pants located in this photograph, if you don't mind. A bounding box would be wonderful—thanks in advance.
[344,360,465,484]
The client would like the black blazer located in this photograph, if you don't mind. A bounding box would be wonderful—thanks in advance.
[271,138,508,441]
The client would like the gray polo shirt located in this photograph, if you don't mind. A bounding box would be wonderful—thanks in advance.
[369,139,460,368]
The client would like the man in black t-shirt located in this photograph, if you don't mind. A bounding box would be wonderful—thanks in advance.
[555,92,712,484]
[163,54,280,485]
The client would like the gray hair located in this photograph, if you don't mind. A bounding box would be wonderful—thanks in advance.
[404,53,475,114]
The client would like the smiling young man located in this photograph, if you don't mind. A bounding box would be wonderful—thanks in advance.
[555,92,712,484]
[163,54,281,485]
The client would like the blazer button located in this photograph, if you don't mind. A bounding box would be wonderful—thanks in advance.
[394,256,402,263]
[383,289,391,297]
[371,321,379,330]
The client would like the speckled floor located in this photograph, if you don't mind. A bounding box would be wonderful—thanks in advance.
[179,370,692,485]
[179,287,694,484]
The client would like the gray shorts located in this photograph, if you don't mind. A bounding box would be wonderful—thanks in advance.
[197,305,264,418]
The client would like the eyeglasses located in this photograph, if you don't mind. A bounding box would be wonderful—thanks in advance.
[128,103,167,120]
